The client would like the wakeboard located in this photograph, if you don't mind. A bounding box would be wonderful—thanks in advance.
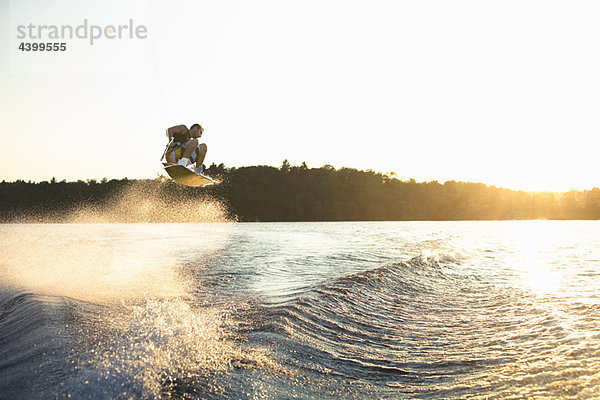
[163,164,215,187]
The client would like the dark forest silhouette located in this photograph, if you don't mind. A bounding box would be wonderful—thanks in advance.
[1,161,599,222]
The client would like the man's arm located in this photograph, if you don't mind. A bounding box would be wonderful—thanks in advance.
[166,125,188,139]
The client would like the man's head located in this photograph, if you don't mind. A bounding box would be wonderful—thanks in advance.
[190,123,204,138]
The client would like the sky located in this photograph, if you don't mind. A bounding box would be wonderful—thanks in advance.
[1,0,599,192]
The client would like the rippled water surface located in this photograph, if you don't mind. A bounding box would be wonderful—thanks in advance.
[1,221,599,399]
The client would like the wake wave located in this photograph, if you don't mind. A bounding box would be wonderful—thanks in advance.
[0,289,75,399]
[0,289,282,399]
[264,255,491,385]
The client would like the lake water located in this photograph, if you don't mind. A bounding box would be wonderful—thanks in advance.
[1,221,599,399]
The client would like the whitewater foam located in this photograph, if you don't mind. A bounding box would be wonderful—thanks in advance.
[0,223,234,303]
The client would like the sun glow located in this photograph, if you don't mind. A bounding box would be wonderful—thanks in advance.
[510,221,567,295]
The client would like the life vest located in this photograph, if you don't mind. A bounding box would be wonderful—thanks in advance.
[167,129,191,154]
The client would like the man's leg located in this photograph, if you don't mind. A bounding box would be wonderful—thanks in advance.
[182,139,199,159]
[192,143,207,173]
[176,139,199,166]
[195,143,207,167]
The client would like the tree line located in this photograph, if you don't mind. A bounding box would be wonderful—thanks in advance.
[1,161,599,222]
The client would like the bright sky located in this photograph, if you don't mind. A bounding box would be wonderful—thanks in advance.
[1,0,598,192]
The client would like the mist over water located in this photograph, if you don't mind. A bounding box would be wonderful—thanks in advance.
[0,221,599,399]
[65,183,231,224]
[8,180,232,223]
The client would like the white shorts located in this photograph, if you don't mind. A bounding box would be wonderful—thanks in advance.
[166,140,201,165]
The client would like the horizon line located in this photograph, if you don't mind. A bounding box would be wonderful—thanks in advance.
[2,161,598,195]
